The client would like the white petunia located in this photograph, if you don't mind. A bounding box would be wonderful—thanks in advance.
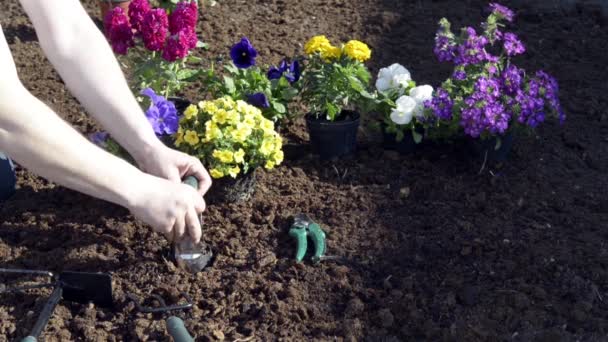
[409,85,434,117]
[390,95,417,125]
[376,63,411,92]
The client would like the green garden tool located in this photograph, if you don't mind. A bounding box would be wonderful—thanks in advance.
[289,214,327,263]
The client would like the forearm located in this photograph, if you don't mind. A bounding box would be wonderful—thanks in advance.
[19,0,161,163]
[0,88,143,208]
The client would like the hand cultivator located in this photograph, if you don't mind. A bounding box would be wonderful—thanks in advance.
[126,291,195,342]
[289,214,327,263]
[0,268,113,342]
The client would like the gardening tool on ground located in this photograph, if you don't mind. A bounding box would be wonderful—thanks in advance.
[0,268,113,342]
[172,176,214,273]
[126,291,194,342]
[289,214,327,263]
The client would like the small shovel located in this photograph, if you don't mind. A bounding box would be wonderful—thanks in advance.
[0,268,113,341]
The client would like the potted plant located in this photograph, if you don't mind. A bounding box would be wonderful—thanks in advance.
[174,96,284,203]
[200,37,301,127]
[371,63,433,154]
[102,0,205,112]
[299,35,373,159]
[424,3,565,162]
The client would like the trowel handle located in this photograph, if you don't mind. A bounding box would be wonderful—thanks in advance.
[182,175,199,189]
[289,228,308,263]
[21,286,63,342]
[166,316,194,342]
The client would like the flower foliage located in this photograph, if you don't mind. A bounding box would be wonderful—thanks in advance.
[200,37,301,123]
[425,3,565,142]
[174,97,284,179]
[300,35,373,121]
[103,0,205,98]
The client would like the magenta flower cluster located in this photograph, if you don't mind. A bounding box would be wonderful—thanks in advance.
[425,3,565,138]
[103,0,198,61]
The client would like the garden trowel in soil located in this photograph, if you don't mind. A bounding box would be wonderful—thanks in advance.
[0,268,113,342]
[172,176,213,273]
[289,214,327,263]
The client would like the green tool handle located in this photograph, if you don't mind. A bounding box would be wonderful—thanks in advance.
[289,228,308,263]
[308,223,327,263]
[166,316,194,342]
[21,286,63,342]
[182,175,199,189]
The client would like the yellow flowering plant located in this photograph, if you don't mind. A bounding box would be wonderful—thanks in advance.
[300,35,374,121]
[174,96,284,179]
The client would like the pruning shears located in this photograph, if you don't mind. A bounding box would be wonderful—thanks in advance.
[289,214,326,263]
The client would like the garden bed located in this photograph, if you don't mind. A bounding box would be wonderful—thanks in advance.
[1,0,608,340]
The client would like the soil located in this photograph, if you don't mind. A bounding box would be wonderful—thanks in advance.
[1,0,608,341]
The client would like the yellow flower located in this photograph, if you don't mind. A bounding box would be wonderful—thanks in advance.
[265,160,276,170]
[226,110,240,124]
[273,150,284,164]
[184,104,198,120]
[184,130,199,146]
[232,123,252,142]
[212,149,234,163]
[244,114,256,127]
[228,166,240,178]
[234,148,245,164]
[322,45,342,60]
[199,101,218,115]
[174,127,184,147]
[343,40,371,62]
[260,119,274,132]
[205,121,222,141]
[305,35,332,55]
[212,109,229,124]
[210,169,224,178]
[260,139,275,156]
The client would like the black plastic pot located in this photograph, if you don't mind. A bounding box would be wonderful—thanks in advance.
[306,110,360,159]
[382,126,424,154]
[469,131,514,162]
[168,97,192,116]
[207,170,257,204]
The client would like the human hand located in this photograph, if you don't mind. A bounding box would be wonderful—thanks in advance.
[134,141,212,196]
[127,174,205,243]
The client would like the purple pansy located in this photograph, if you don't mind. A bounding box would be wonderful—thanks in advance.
[230,37,258,68]
[267,59,300,83]
[141,88,179,135]
[246,92,270,109]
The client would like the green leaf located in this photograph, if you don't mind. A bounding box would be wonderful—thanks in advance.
[187,55,203,63]
[176,69,200,81]
[272,101,286,114]
[412,130,423,144]
[196,41,209,49]
[223,76,236,94]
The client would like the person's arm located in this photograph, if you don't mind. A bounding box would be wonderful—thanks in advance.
[18,0,211,194]
[0,27,203,243]
[18,0,160,165]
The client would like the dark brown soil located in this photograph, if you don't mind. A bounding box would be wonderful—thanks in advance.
[2,0,608,341]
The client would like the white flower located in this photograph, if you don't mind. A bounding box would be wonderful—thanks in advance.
[409,85,434,117]
[376,63,411,92]
[390,95,417,125]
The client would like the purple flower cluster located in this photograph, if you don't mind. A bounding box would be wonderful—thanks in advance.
[104,0,199,61]
[268,59,301,83]
[141,88,178,135]
[103,8,134,55]
[424,88,453,120]
[489,3,515,22]
[426,3,565,138]
[503,32,525,56]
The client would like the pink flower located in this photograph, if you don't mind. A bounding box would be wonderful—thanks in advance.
[103,7,134,55]
[128,0,151,34]
[169,1,198,34]
[162,30,190,62]
[141,8,169,52]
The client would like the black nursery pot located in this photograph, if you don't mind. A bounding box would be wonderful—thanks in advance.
[306,110,360,159]
[207,170,257,205]
[382,126,423,155]
[469,131,514,162]
[168,97,192,115]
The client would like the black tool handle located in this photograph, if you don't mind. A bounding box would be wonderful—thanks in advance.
[182,175,198,189]
[22,286,63,341]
